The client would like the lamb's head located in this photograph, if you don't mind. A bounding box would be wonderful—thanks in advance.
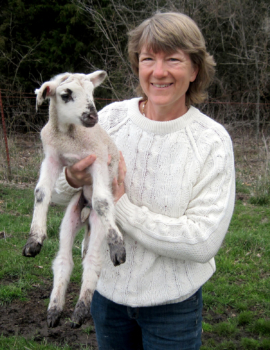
[35,71,107,128]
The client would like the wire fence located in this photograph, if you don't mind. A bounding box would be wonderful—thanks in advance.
[0,89,270,182]
[1,88,269,133]
[0,88,117,133]
[1,87,270,181]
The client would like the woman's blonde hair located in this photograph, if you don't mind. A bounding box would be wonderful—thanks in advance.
[128,12,216,106]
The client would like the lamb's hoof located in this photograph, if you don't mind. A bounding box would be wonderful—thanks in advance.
[47,307,61,328]
[22,238,42,257]
[71,300,90,329]
[109,242,126,266]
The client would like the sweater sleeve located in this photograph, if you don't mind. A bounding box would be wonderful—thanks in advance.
[115,133,235,264]
[51,167,81,206]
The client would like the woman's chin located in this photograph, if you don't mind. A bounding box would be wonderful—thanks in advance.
[148,96,186,109]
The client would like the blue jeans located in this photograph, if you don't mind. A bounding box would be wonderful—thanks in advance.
[90,288,202,350]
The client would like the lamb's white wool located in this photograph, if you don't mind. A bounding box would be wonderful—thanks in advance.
[22,71,126,328]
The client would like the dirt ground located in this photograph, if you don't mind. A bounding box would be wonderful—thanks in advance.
[0,279,98,349]
[0,278,230,349]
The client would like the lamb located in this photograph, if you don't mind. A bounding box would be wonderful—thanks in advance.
[22,71,126,328]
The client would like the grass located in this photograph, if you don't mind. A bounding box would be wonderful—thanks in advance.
[0,184,85,299]
[201,199,270,348]
[0,335,72,350]
[0,132,43,183]
[82,325,95,335]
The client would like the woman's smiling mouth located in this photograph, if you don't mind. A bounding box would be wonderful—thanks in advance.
[151,83,173,88]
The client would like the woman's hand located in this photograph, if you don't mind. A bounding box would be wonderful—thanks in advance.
[113,151,127,202]
[66,152,127,202]
[66,154,97,188]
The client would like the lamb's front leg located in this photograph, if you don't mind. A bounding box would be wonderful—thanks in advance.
[71,210,105,328]
[23,155,61,257]
[47,191,84,327]
[91,162,126,266]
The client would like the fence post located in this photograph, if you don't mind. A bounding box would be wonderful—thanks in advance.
[0,89,11,180]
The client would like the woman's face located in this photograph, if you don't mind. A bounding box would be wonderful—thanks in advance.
[138,45,198,110]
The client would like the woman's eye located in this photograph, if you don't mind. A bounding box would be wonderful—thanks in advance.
[140,56,152,62]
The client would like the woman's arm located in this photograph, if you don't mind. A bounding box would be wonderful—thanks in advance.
[51,155,96,205]
[51,153,126,205]
[115,138,235,264]
[51,167,81,205]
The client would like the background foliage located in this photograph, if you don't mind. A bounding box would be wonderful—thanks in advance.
[0,0,269,131]
[0,0,95,90]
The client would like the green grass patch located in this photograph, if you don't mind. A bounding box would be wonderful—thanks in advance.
[252,318,270,336]
[202,199,270,348]
[238,311,254,326]
[0,281,27,305]
[0,184,85,307]
[249,174,270,206]
[240,338,260,350]
[82,325,95,335]
[212,321,237,336]
[236,180,251,195]
[0,335,71,349]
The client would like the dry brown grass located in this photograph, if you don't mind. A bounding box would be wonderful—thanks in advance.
[0,131,42,187]
[230,126,270,201]
[0,127,270,198]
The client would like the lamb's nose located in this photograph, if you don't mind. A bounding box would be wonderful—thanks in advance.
[89,105,98,119]
[80,106,98,127]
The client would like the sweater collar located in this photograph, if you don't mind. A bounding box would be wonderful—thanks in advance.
[128,98,199,135]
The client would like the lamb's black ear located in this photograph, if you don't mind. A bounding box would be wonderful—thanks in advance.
[35,82,57,110]
[87,70,107,88]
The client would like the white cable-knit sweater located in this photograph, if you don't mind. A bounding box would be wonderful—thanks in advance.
[53,97,235,307]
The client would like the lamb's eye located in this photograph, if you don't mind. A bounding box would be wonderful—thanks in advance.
[61,89,73,103]
[61,94,70,102]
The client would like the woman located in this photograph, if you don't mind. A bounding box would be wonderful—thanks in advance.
[54,12,235,350]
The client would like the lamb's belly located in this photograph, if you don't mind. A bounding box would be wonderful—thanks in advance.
[59,152,89,167]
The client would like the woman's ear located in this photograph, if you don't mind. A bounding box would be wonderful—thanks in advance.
[190,64,199,83]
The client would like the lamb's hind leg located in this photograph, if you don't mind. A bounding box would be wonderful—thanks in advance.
[71,210,105,328]
[81,189,92,259]
[81,224,90,259]
[90,163,126,266]
[47,191,84,328]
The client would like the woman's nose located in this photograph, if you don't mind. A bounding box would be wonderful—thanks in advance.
[152,60,168,78]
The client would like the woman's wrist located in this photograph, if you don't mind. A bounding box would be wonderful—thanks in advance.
[65,167,82,189]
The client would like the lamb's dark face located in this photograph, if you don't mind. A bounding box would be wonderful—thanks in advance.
[56,78,98,128]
